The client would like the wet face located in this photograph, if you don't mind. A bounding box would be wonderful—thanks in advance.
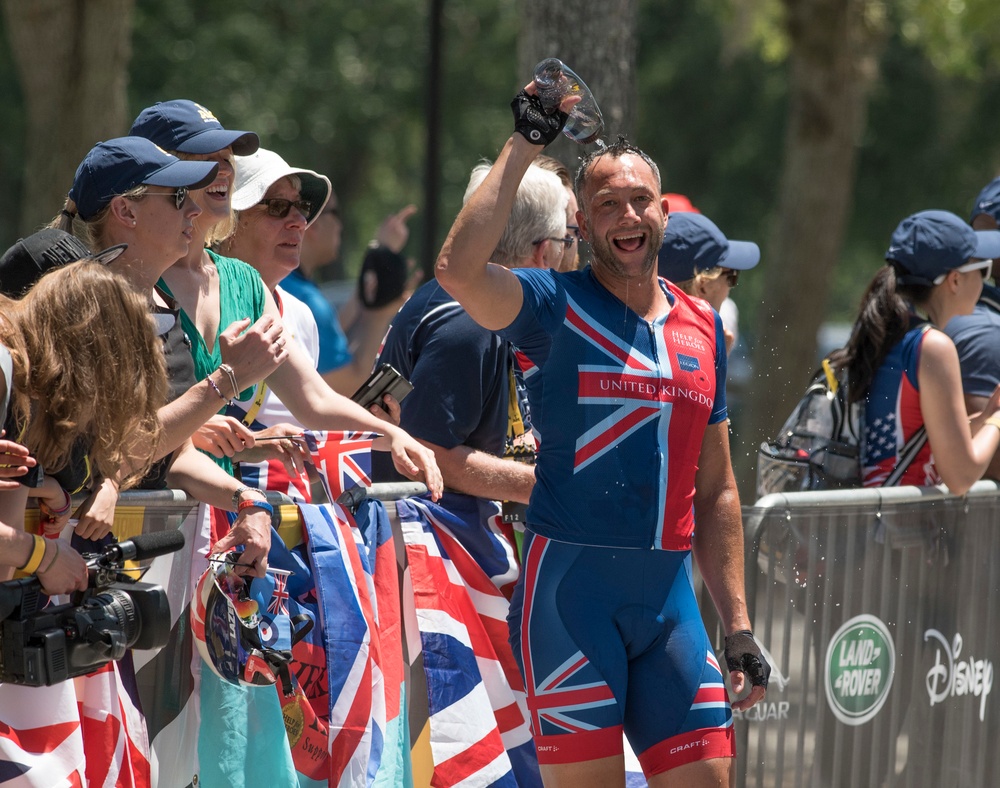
[227,176,307,288]
[578,153,665,283]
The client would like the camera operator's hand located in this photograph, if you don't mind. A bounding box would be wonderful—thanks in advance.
[368,393,402,426]
[210,507,271,578]
[0,430,35,490]
[73,476,120,540]
[35,475,72,538]
[36,539,89,595]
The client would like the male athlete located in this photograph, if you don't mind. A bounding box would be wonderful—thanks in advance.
[434,85,770,787]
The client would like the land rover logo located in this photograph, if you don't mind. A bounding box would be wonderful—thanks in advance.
[825,614,895,725]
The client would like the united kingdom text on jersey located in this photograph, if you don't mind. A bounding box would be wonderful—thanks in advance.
[500,268,726,550]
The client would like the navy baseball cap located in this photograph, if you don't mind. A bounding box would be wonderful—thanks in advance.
[886,209,1000,287]
[69,137,218,221]
[657,211,760,283]
[0,228,126,297]
[129,100,259,156]
[969,177,1000,225]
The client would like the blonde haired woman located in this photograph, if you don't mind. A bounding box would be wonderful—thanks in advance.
[0,262,165,594]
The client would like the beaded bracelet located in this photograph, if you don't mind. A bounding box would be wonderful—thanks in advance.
[219,363,240,398]
[18,534,46,574]
[207,375,231,404]
[237,499,274,516]
[232,484,266,510]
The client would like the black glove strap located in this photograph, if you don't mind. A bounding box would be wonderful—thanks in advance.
[724,629,771,689]
[510,90,566,146]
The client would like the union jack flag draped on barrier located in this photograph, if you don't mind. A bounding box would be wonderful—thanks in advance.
[0,534,153,788]
[397,494,542,787]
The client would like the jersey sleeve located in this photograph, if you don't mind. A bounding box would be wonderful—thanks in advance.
[709,308,728,424]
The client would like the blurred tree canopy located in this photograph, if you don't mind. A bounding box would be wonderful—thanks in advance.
[4,0,1000,494]
[3,0,1000,301]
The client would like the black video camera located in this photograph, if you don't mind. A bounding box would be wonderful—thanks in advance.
[0,530,185,686]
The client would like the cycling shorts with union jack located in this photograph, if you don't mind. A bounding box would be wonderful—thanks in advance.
[508,532,735,776]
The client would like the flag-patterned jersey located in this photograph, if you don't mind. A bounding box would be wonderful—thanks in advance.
[862,322,939,487]
[499,267,727,550]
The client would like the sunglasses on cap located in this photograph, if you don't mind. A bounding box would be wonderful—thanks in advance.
[932,258,993,286]
[258,198,313,220]
[143,186,189,210]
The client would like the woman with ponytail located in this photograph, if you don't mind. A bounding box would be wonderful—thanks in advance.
[831,210,1000,493]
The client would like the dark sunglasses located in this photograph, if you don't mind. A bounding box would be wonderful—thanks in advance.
[144,186,189,210]
[533,236,575,250]
[721,268,739,287]
[259,198,313,220]
[567,224,582,241]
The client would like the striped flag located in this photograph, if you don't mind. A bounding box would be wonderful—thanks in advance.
[396,494,541,788]
[303,432,377,504]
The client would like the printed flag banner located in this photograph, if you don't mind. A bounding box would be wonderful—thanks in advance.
[396,493,541,788]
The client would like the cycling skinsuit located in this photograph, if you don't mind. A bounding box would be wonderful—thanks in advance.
[499,267,734,774]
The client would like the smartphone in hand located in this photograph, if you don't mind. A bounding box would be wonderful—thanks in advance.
[350,363,414,412]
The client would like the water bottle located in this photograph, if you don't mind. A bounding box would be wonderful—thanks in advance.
[532,58,604,145]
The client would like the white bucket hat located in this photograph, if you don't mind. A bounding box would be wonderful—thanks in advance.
[231,148,331,227]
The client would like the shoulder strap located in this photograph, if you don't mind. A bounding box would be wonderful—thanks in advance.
[881,426,928,487]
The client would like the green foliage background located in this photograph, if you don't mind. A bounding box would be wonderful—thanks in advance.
[3,0,1000,330]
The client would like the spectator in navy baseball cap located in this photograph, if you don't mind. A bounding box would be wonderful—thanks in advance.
[129,100,259,157]
[130,99,259,247]
[828,208,1000,493]
[56,136,217,286]
[969,176,1000,230]
[886,209,1000,287]
[658,211,760,352]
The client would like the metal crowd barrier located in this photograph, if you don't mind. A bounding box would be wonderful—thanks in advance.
[30,480,1000,786]
[733,480,1000,788]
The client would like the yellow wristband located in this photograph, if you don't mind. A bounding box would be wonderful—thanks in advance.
[986,416,1000,433]
[18,534,46,574]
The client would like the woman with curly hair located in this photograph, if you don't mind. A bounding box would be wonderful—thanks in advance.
[0,261,165,594]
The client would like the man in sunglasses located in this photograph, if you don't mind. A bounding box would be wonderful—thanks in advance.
[944,176,1000,480]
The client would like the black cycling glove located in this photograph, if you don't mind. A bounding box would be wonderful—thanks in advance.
[724,629,771,689]
[511,90,566,146]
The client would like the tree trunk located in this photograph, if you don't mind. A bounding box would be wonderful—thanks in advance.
[2,0,134,237]
[517,0,638,165]
[741,0,884,495]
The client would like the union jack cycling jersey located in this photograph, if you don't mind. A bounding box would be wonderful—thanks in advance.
[499,267,727,550]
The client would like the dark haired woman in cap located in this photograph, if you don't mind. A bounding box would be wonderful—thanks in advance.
[831,210,1000,492]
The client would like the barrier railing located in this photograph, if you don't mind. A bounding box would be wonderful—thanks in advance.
[735,480,1000,788]
[26,479,1000,786]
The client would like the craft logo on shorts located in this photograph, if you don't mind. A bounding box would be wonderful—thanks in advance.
[825,614,895,725]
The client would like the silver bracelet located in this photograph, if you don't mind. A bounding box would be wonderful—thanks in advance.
[231,484,266,510]
[218,363,240,398]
